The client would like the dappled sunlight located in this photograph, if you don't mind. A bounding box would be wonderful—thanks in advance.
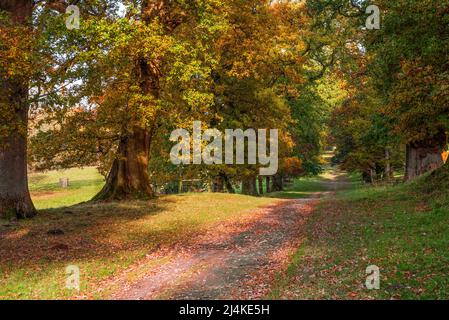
[0,0,445,302]
[1,228,30,241]
[0,192,278,299]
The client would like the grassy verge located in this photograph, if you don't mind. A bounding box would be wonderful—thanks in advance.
[268,166,449,299]
[29,168,104,210]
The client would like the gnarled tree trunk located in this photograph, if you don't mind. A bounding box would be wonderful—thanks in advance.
[405,130,447,181]
[0,0,36,219]
[93,126,154,200]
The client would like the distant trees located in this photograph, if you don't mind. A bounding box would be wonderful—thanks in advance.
[364,0,448,180]
[312,0,448,182]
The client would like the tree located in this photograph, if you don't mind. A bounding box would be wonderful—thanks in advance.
[365,0,449,180]
[31,0,228,200]
[0,0,36,218]
[308,0,448,181]
[1,0,115,218]
[93,1,214,200]
[27,0,334,202]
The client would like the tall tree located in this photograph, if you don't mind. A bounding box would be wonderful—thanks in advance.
[30,0,227,200]
[1,0,116,218]
[0,0,35,218]
[367,0,449,180]
[91,0,228,200]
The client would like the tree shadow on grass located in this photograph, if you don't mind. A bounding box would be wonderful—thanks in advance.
[0,196,181,269]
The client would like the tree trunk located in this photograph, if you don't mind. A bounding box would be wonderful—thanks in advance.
[405,130,447,181]
[272,173,283,192]
[251,176,258,196]
[265,176,271,193]
[241,176,258,196]
[369,168,375,184]
[258,176,264,195]
[241,179,250,195]
[384,148,393,181]
[222,173,235,194]
[211,175,225,193]
[0,0,36,219]
[94,2,171,200]
[93,126,154,200]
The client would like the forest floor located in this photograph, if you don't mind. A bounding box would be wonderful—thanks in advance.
[109,170,351,300]
[109,194,324,299]
[1,163,448,299]
[269,165,449,300]
[0,167,334,299]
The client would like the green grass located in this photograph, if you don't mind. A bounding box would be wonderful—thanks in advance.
[2,166,335,299]
[29,167,104,210]
[6,164,448,299]
[267,176,332,199]
[0,187,276,299]
[268,165,449,300]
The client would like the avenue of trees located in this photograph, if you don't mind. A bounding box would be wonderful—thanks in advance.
[1,0,448,219]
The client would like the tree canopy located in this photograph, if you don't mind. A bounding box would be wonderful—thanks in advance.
[1,0,447,218]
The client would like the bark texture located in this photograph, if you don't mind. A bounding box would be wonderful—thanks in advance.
[241,176,258,196]
[405,130,447,181]
[211,175,225,193]
[93,127,154,200]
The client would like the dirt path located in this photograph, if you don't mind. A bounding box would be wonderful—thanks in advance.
[109,194,325,300]
[106,165,351,300]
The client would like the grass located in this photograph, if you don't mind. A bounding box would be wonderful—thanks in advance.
[267,176,332,199]
[29,167,104,210]
[4,163,448,299]
[1,168,278,299]
[268,164,449,300]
